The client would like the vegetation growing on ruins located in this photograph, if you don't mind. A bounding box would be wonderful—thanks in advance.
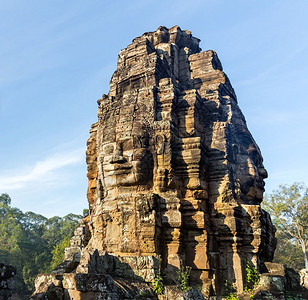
[243,258,260,297]
[152,256,164,295]
[223,280,238,300]
[177,259,192,292]
[0,193,81,294]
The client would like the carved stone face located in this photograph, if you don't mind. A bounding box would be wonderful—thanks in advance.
[235,131,268,203]
[100,131,154,193]
[245,145,268,202]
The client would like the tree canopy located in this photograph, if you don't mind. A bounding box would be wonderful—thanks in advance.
[0,193,82,294]
[264,183,308,270]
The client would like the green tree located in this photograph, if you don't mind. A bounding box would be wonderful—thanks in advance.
[0,193,11,206]
[0,193,83,293]
[274,231,304,270]
[264,183,308,270]
[49,236,71,271]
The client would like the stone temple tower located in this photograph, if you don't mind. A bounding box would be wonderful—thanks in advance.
[32,26,277,299]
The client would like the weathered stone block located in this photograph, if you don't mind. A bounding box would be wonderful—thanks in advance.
[258,274,286,292]
[299,268,308,289]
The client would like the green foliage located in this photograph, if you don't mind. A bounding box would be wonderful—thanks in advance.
[153,256,164,295]
[0,193,11,206]
[243,258,260,296]
[223,280,239,300]
[263,183,308,270]
[153,271,164,295]
[49,236,71,271]
[0,193,82,294]
[177,259,192,292]
[274,231,304,271]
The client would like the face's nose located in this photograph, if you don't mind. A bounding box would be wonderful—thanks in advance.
[110,143,127,164]
[258,167,268,179]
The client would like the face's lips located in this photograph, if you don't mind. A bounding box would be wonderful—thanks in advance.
[110,155,126,164]
[101,149,151,187]
[109,169,132,175]
[104,162,133,176]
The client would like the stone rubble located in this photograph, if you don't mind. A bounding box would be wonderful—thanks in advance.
[0,263,16,300]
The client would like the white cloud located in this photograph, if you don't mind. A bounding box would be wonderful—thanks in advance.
[0,147,84,190]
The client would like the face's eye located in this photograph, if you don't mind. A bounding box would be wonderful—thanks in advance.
[121,139,133,151]
[251,151,260,166]
[132,133,149,148]
[133,149,148,161]
[104,144,114,155]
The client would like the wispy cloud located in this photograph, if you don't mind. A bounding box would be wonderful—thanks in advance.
[248,111,300,125]
[236,44,308,87]
[0,147,84,190]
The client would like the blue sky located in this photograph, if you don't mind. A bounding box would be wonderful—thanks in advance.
[1,0,307,217]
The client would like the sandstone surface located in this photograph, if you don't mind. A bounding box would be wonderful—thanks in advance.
[32,26,286,299]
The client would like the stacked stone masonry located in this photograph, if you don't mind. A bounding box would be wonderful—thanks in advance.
[31,26,291,299]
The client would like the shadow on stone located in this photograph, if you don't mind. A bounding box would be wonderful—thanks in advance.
[31,251,156,300]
